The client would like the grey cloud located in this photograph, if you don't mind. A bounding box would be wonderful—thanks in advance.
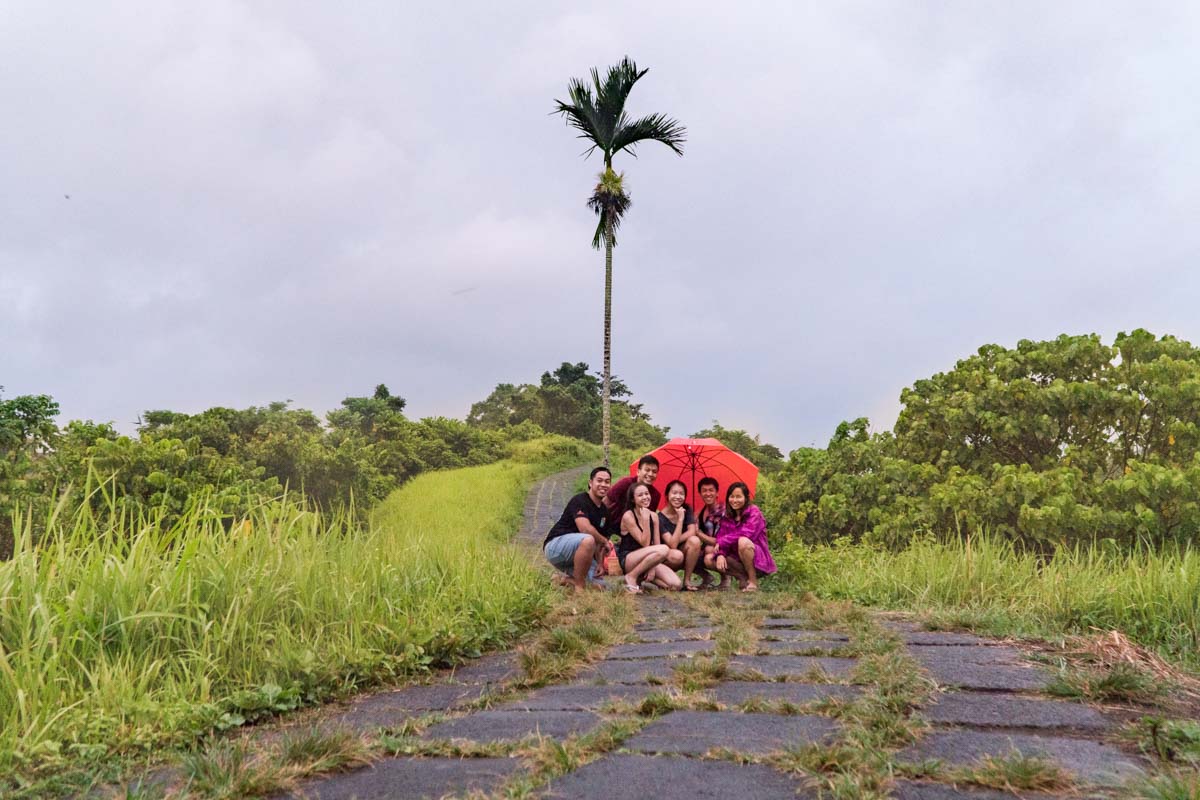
[3,1,1199,450]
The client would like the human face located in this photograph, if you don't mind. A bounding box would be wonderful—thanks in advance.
[727,487,747,512]
[589,470,612,499]
[667,484,686,509]
[633,485,652,509]
[699,483,718,508]
[637,462,658,485]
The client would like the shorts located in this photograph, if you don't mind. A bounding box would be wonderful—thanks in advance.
[544,533,600,582]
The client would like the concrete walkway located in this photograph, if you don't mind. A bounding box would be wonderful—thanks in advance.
[275,468,1153,799]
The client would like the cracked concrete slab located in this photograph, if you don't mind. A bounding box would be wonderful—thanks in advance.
[708,681,861,707]
[607,640,715,659]
[901,632,999,646]
[759,617,821,629]
[577,658,679,684]
[728,655,857,680]
[280,756,521,799]
[421,710,602,742]
[496,684,652,711]
[542,754,817,799]
[908,644,1024,666]
[754,639,851,655]
[633,626,716,642]
[921,693,1108,731]
[447,652,521,685]
[758,629,850,642]
[921,661,1051,691]
[897,730,1143,786]
[623,710,838,755]
[330,683,487,728]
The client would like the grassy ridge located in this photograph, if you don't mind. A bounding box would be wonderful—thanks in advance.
[0,439,594,792]
[778,536,1200,669]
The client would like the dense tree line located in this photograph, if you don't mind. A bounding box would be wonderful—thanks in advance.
[0,364,677,557]
[763,330,1200,550]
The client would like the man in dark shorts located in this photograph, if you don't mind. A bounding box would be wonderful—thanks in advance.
[543,466,612,592]
[605,455,661,523]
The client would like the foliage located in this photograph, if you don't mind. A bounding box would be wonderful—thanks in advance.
[763,331,1200,549]
[0,456,569,792]
[0,389,61,555]
[553,57,686,170]
[0,381,593,548]
[690,421,785,472]
[468,362,668,451]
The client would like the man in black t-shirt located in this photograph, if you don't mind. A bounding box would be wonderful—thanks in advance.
[543,466,612,592]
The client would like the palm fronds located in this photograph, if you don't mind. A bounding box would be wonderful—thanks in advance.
[553,56,686,165]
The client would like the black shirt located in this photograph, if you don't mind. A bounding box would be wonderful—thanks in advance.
[544,492,607,547]
[657,508,696,546]
[617,510,659,557]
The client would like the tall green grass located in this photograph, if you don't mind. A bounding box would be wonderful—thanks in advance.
[778,536,1200,669]
[0,450,588,789]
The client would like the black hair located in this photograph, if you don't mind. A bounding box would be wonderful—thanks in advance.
[626,481,653,532]
[638,454,660,469]
[697,476,719,492]
[663,480,692,515]
[589,465,612,481]
[725,482,751,522]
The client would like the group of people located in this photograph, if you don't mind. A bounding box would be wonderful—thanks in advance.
[542,455,777,594]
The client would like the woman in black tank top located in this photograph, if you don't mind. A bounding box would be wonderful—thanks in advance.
[616,483,678,593]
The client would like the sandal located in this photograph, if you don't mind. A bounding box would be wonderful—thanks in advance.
[623,583,642,594]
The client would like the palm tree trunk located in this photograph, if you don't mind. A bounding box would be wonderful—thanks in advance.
[602,235,612,467]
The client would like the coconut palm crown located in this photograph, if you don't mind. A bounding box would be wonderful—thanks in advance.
[554,57,686,464]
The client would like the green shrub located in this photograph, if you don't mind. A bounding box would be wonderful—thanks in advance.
[763,330,1200,550]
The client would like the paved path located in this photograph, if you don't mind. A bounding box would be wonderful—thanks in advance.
[275,469,1153,799]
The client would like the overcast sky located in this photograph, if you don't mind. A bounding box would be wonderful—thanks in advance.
[3,2,1198,452]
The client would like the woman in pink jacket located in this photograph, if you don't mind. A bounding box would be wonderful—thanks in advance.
[713,482,776,592]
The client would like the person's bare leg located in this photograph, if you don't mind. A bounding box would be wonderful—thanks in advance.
[737,536,759,591]
[571,536,597,593]
[682,538,701,589]
[707,547,731,589]
[623,546,667,590]
[665,548,684,569]
[650,563,682,590]
[725,557,748,585]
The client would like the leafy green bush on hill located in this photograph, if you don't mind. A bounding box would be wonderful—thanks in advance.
[764,330,1200,549]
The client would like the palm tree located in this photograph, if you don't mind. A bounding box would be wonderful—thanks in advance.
[554,57,686,466]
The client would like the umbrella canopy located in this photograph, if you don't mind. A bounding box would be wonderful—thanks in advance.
[632,437,759,510]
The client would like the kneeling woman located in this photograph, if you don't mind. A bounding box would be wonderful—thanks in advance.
[713,482,776,592]
[617,483,681,594]
[658,480,703,591]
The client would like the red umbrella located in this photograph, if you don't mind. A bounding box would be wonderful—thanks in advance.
[631,437,759,510]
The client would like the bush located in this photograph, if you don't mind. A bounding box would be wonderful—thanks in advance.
[763,330,1200,549]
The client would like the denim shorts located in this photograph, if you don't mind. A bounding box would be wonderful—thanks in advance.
[544,533,599,581]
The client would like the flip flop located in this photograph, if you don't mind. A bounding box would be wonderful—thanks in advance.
[683,584,700,592]
[623,583,642,594]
